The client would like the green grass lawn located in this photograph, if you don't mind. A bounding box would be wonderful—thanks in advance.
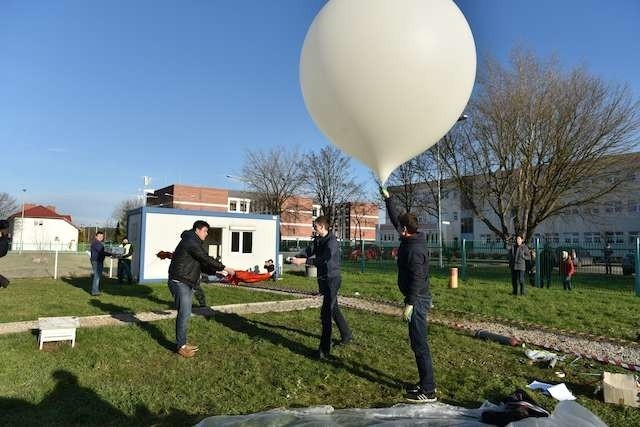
[0,277,293,323]
[0,307,636,426]
[282,263,640,341]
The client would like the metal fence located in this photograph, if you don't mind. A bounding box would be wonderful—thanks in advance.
[282,237,640,294]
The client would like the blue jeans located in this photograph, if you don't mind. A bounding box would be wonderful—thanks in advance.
[409,295,436,393]
[91,260,104,295]
[563,276,572,290]
[319,277,351,353]
[168,280,193,349]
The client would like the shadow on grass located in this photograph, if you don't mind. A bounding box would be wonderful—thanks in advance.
[88,299,175,353]
[0,369,200,426]
[213,312,403,390]
[61,276,173,309]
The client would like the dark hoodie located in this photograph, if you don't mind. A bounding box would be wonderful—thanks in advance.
[385,197,430,305]
[304,231,341,280]
[168,229,225,287]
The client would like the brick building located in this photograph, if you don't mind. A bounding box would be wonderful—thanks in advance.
[147,184,378,241]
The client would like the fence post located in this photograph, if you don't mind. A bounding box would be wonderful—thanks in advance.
[460,239,467,281]
[635,237,640,297]
[535,238,541,288]
[109,257,113,278]
[360,239,365,273]
[54,250,59,280]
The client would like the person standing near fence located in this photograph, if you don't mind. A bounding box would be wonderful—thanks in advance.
[604,242,613,275]
[380,186,437,403]
[508,234,531,296]
[90,231,114,296]
[116,237,133,284]
[290,215,352,360]
[539,246,554,288]
[560,251,575,290]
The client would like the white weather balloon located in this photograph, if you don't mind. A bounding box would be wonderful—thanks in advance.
[300,0,476,183]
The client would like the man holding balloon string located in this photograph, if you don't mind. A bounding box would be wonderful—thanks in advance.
[380,187,438,403]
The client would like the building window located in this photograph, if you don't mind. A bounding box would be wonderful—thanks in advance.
[242,232,253,253]
[572,233,579,244]
[231,231,253,253]
[453,212,458,221]
[629,200,640,214]
[460,217,473,234]
[229,201,237,212]
[563,233,572,244]
[239,201,247,212]
[231,232,240,252]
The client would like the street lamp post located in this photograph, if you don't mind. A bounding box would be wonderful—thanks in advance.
[438,114,468,269]
[19,188,26,254]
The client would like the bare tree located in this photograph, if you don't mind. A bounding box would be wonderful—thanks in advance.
[440,48,640,242]
[0,193,18,219]
[239,147,306,216]
[303,145,363,226]
[112,198,143,239]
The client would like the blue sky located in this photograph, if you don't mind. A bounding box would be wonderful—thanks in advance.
[1,0,638,225]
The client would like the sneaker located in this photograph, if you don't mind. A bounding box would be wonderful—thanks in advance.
[405,383,421,394]
[334,337,352,347]
[406,388,437,403]
[316,349,329,360]
[177,346,196,358]
[184,343,199,352]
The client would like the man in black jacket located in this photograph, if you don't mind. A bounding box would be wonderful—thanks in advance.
[381,187,437,403]
[291,215,352,359]
[0,219,10,288]
[168,220,235,358]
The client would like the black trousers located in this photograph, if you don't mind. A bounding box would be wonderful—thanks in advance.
[319,277,351,353]
[511,269,525,295]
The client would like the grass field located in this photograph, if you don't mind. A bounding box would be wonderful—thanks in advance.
[282,263,640,341]
[0,277,293,323]
[1,307,637,426]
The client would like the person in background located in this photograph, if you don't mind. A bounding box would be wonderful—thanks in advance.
[604,242,613,275]
[508,234,531,296]
[264,259,277,281]
[560,251,576,290]
[116,237,133,284]
[90,231,114,296]
[0,219,10,288]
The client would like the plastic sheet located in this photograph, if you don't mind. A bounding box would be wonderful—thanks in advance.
[196,401,607,427]
[196,403,489,426]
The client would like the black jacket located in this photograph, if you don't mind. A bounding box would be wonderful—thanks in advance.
[304,231,341,281]
[169,230,225,288]
[508,244,531,271]
[0,235,8,258]
[385,197,429,305]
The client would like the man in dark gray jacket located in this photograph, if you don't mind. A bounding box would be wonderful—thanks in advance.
[508,234,531,295]
[291,215,351,359]
[381,187,437,404]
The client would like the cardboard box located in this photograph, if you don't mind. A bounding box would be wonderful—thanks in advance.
[603,372,639,407]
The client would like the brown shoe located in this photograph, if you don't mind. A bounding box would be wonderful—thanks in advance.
[184,343,199,352]
[177,346,196,358]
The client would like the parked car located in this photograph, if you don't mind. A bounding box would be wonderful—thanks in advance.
[622,254,636,276]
